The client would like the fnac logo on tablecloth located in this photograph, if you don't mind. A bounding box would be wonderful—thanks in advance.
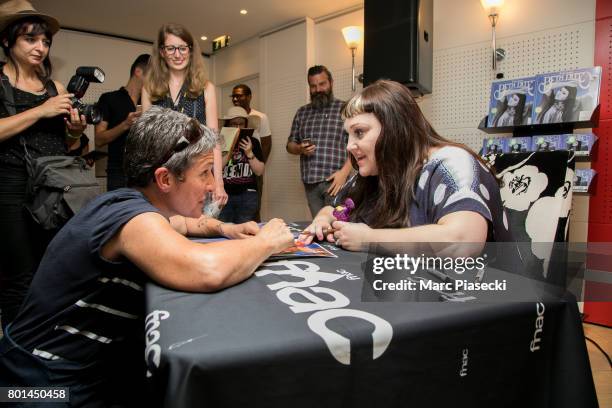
[256,260,393,365]
[459,348,469,377]
[530,302,545,352]
[145,309,170,377]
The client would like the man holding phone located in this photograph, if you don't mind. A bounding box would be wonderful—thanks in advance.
[286,65,352,217]
[95,54,150,191]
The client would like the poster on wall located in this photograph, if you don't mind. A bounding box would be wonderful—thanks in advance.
[533,67,602,124]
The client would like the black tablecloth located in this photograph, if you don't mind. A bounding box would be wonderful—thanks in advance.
[144,245,597,408]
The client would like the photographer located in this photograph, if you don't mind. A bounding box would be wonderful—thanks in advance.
[0,1,87,329]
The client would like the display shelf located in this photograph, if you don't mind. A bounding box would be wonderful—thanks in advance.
[478,105,600,137]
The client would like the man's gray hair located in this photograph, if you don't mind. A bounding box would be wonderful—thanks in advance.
[124,106,218,187]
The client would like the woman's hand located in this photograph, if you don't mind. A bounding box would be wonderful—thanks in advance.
[332,221,372,252]
[238,136,253,156]
[298,214,335,245]
[65,108,87,138]
[37,93,73,118]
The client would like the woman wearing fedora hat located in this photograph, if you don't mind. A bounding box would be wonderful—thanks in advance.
[0,0,88,329]
[218,106,265,223]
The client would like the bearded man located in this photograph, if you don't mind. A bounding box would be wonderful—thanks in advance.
[286,65,352,216]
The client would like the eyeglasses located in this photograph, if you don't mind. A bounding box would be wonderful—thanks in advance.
[158,120,203,167]
[161,45,191,55]
[230,94,247,99]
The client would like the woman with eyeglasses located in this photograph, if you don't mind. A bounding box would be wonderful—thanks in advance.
[142,23,228,206]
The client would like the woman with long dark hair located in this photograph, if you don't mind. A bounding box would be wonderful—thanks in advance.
[142,23,227,205]
[0,1,87,329]
[300,80,511,251]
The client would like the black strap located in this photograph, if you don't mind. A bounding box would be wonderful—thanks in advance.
[0,61,59,168]
[0,62,57,116]
[0,62,16,116]
[44,79,58,97]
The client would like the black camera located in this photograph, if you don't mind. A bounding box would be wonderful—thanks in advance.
[66,66,105,124]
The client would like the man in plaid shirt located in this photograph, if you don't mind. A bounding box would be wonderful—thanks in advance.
[286,65,353,217]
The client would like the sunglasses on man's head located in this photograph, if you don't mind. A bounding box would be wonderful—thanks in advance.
[158,119,203,167]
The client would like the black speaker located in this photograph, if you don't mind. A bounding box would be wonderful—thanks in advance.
[363,0,433,95]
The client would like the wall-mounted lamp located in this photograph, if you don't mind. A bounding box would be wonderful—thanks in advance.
[342,26,363,91]
[481,0,506,71]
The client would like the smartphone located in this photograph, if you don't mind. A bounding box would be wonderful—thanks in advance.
[302,138,312,146]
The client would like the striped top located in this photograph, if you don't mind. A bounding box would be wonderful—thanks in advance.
[10,188,160,367]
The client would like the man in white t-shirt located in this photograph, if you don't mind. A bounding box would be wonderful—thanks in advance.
[231,84,272,221]
[231,84,272,162]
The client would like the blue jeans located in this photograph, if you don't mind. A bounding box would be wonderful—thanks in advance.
[219,190,259,224]
[0,324,147,407]
[0,325,105,407]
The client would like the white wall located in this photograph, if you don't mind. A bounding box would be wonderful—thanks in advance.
[212,10,365,221]
[431,0,596,242]
[212,37,260,86]
[434,0,596,51]
[259,19,315,221]
[45,1,598,233]
[51,30,152,106]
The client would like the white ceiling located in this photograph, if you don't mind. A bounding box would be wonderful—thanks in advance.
[33,0,363,53]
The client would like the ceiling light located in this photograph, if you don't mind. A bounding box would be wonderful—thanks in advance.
[240,9,248,15]
[200,36,208,41]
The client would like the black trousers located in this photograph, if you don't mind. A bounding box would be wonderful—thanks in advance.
[0,165,55,329]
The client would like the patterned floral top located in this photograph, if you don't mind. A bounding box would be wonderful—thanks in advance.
[153,82,206,125]
[338,146,513,242]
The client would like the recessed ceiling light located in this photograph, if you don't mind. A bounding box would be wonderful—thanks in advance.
[201,36,208,40]
[240,9,248,15]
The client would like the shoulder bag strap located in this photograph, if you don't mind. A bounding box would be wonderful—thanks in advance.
[44,79,58,97]
[0,62,16,116]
